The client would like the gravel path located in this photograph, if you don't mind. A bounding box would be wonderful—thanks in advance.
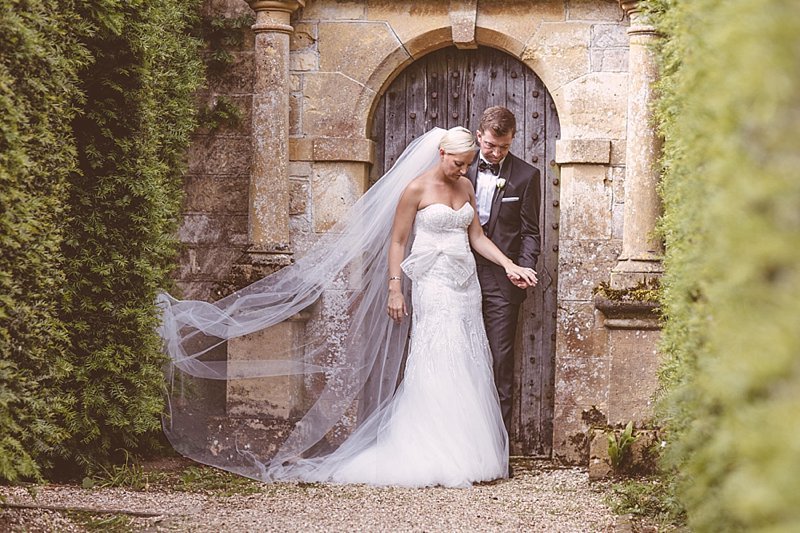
[0,461,618,532]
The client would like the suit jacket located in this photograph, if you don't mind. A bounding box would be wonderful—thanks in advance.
[468,152,541,304]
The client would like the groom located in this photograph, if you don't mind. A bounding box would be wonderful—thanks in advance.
[468,106,541,437]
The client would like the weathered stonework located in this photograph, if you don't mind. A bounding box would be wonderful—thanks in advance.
[302,72,374,137]
[178,0,664,466]
[568,0,626,21]
[522,22,591,91]
[301,0,365,20]
[227,316,309,418]
[188,136,252,177]
[480,0,565,57]
[558,165,613,240]
[558,239,622,301]
[555,139,611,164]
[289,177,309,215]
[450,0,478,49]
[318,21,403,88]
[184,175,250,214]
[612,1,664,287]
[289,22,316,50]
[553,72,628,139]
[311,162,368,233]
[366,1,451,58]
[206,51,257,94]
[555,302,607,360]
[595,297,662,425]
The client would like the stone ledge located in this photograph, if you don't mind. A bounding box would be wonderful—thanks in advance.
[555,139,612,164]
[594,295,660,329]
[289,136,375,162]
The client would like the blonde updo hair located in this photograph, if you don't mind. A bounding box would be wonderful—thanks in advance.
[438,126,478,154]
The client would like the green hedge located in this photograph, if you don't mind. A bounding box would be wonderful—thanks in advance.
[55,0,203,475]
[0,1,86,482]
[0,0,202,480]
[649,0,800,530]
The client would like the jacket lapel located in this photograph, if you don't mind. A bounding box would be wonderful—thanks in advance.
[467,157,479,190]
[486,156,513,237]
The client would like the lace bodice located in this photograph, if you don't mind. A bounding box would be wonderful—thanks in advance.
[401,203,475,285]
[414,202,474,233]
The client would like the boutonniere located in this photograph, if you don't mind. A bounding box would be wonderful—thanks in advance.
[496,178,507,190]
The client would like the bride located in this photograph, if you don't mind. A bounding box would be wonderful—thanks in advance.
[158,127,536,488]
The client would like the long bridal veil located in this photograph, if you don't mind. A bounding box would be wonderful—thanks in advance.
[158,128,447,481]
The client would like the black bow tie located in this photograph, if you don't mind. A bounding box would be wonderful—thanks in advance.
[478,160,500,175]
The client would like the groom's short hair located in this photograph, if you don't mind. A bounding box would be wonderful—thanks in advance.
[478,106,516,137]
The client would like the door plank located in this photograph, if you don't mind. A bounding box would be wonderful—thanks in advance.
[369,97,386,186]
[406,67,426,142]
[425,54,447,132]
[384,73,407,173]
[446,51,469,129]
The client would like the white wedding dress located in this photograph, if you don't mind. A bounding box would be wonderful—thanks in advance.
[159,129,507,489]
[298,202,508,488]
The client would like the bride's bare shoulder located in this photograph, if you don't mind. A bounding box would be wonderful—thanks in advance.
[398,175,428,207]
[404,170,434,194]
[457,176,476,195]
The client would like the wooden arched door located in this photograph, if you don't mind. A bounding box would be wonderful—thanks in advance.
[370,46,560,457]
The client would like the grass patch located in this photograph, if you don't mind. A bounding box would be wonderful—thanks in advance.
[85,454,168,490]
[606,476,686,531]
[65,511,133,532]
[177,466,263,497]
[82,456,262,497]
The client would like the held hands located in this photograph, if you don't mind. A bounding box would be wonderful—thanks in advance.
[505,265,538,289]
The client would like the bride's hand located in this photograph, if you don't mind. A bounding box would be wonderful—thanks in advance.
[505,264,538,288]
[387,289,408,323]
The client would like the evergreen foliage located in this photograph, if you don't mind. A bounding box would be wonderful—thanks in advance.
[648,0,800,530]
[55,0,203,473]
[0,0,203,480]
[0,0,87,482]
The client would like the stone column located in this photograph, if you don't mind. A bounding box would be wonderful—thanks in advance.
[585,1,663,465]
[611,0,663,288]
[222,1,309,432]
[241,0,305,280]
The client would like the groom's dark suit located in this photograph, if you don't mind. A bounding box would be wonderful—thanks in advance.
[468,152,541,435]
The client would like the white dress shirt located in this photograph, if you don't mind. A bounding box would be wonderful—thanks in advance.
[475,156,505,226]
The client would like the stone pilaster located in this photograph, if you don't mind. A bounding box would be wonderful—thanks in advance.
[576,1,666,446]
[239,0,306,282]
[611,0,663,288]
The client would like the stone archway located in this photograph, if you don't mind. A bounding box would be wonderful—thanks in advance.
[369,46,560,457]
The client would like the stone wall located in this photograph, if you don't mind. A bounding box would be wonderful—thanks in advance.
[178,0,664,465]
[179,0,255,301]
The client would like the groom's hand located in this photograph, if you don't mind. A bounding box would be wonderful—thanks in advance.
[507,267,537,289]
[509,276,530,289]
[510,277,529,289]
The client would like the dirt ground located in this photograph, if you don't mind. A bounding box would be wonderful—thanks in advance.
[1,458,631,532]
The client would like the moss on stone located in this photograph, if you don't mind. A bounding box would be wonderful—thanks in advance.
[592,279,662,304]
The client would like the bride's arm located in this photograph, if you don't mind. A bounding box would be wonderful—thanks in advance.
[464,182,538,288]
[387,182,422,322]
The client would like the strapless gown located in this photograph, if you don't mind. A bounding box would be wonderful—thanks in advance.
[317,202,508,487]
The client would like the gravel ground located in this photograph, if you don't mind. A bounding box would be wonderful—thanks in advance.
[0,460,619,532]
